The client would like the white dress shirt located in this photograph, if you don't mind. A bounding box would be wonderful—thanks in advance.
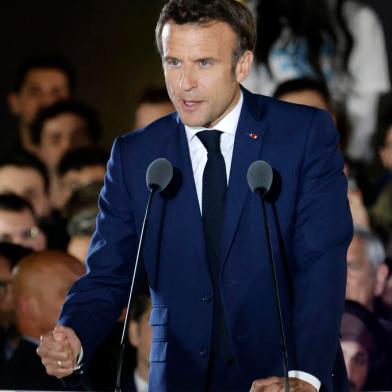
[184,91,321,391]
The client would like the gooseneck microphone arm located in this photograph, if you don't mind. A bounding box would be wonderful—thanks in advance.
[115,188,155,392]
[247,161,289,392]
[115,158,173,392]
[257,189,290,392]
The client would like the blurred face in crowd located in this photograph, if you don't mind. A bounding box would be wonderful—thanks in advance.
[128,301,152,381]
[277,89,330,112]
[161,21,252,128]
[379,125,392,171]
[341,340,369,392]
[0,208,46,251]
[134,101,174,129]
[346,235,388,311]
[0,256,13,328]
[0,166,50,218]
[8,68,70,129]
[36,113,92,173]
[59,164,105,208]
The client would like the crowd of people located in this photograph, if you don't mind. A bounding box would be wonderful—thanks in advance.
[0,0,391,390]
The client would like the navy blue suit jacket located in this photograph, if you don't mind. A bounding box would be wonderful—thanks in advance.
[59,88,353,391]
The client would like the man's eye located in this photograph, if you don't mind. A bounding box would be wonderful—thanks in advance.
[168,59,180,67]
[199,59,211,67]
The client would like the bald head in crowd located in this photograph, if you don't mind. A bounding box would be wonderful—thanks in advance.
[12,250,84,339]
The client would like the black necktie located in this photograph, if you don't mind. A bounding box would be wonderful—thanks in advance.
[197,130,233,362]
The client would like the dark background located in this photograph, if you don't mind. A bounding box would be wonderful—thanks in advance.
[0,0,391,150]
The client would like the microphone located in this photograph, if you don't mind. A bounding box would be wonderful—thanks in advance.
[247,161,290,392]
[115,158,173,392]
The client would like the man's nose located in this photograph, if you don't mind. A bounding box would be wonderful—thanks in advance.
[179,68,197,91]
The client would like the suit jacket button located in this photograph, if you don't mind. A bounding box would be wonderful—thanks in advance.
[200,348,208,358]
[202,293,212,303]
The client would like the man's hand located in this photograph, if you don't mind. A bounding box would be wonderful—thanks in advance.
[36,325,81,378]
[250,377,317,392]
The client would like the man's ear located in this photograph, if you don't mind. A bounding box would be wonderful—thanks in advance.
[128,320,140,348]
[8,93,21,115]
[375,263,389,296]
[235,50,253,83]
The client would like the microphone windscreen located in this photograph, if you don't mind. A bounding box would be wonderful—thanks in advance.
[247,160,273,195]
[146,158,173,192]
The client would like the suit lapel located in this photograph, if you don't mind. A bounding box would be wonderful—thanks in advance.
[221,90,267,265]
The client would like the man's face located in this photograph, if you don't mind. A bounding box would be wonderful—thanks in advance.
[59,165,105,208]
[0,166,49,218]
[0,208,46,251]
[346,235,376,310]
[37,113,91,172]
[9,68,70,127]
[341,340,369,392]
[161,21,252,128]
[134,101,175,129]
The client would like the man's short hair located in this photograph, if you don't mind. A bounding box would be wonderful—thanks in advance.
[12,53,77,93]
[0,152,49,193]
[155,0,256,63]
[64,182,103,237]
[0,193,35,216]
[354,226,386,272]
[30,100,102,146]
[137,87,171,107]
[57,147,109,177]
[273,77,331,105]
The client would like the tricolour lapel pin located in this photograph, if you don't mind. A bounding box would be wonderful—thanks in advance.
[246,132,258,140]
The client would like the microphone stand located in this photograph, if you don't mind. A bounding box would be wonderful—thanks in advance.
[257,188,290,392]
[115,186,157,392]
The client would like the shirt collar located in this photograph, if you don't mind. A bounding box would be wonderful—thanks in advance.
[184,91,243,142]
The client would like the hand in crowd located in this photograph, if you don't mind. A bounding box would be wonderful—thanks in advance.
[250,377,317,392]
[36,325,81,378]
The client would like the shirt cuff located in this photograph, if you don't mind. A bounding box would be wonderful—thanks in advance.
[288,370,321,391]
[73,346,83,373]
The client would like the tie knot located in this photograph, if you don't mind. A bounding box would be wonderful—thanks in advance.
[197,130,222,153]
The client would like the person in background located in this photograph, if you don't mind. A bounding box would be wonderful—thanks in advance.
[30,100,102,208]
[341,300,392,391]
[346,227,389,315]
[127,293,152,392]
[244,0,390,162]
[0,250,84,390]
[7,53,76,153]
[273,77,332,113]
[273,77,352,153]
[0,152,50,219]
[64,182,102,263]
[0,194,46,251]
[134,87,174,129]
[57,147,108,209]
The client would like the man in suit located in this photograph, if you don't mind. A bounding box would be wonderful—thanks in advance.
[37,0,352,391]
